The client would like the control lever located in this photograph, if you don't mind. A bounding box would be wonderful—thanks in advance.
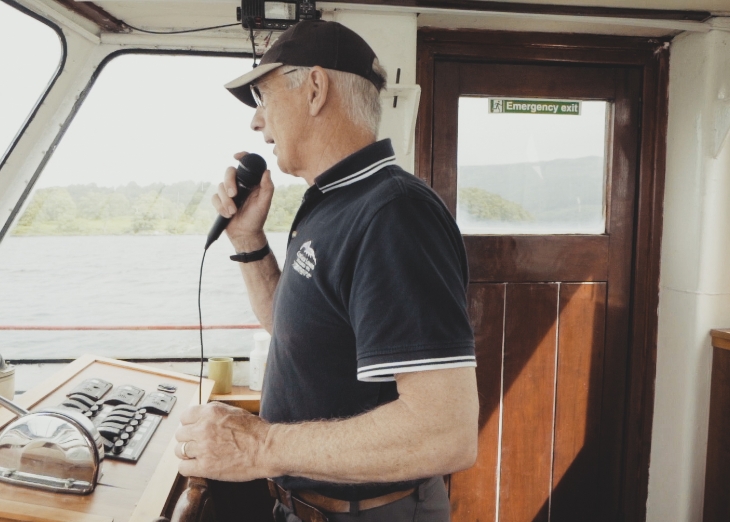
[67,393,97,409]
[0,394,28,417]
[0,393,103,494]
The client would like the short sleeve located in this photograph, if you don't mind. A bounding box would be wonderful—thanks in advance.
[346,194,476,382]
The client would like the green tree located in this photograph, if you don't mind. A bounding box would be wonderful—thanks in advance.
[16,191,47,228]
[458,187,533,222]
[168,182,212,234]
[265,184,306,232]
[103,192,132,218]
[12,181,309,236]
[38,188,77,222]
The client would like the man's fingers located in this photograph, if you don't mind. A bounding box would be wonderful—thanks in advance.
[178,458,199,478]
[217,182,237,217]
[211,193,225,215]
[174,423,195,443]
[174,440,196,460]
[228,151,252,198]
[179,404,205,425]
[260,170,274,192]
[224,165,238,199]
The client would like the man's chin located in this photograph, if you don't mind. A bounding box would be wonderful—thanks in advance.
[276,157,290,175]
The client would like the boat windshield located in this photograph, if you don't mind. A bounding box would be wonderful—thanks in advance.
[0,51,306,366]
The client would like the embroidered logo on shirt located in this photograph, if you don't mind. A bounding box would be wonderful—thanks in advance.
[292,240,316,279]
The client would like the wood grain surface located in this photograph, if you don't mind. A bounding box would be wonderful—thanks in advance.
[449,284,505,522]
[498,284,558,522]
[550,283,606,521]
[0,355,214,522]
[711,329,730,351]
[703,346,730,522]
[464,236,609,283]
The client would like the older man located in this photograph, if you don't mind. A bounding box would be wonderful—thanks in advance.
[175,20,478,522]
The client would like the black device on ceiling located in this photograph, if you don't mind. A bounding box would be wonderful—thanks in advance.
[237,0,319,31]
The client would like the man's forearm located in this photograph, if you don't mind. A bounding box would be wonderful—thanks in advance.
[175,369,478,483]
[231,232,281,333]
[259,367,479,483]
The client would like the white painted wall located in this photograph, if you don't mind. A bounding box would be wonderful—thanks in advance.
[647,28,730,522]
[328,9,418,172]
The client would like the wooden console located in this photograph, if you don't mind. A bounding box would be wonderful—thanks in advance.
[703,329,730,522]
[0,355,214,522]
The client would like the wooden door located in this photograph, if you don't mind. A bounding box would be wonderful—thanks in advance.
[429,61,641,522]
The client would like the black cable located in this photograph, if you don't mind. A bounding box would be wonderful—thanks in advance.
[198,248,207,405]
[124,22,240,35]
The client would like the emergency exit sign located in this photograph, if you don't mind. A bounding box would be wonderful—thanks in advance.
[490,99,581,115]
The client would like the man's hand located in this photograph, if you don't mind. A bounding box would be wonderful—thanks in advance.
[212,151,275,252]
[213,152,281,333]
[174,402,273,481]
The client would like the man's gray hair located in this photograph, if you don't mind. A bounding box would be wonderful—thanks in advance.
[285,61,387,136]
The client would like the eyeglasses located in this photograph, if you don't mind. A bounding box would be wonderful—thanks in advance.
[250,68,301,108]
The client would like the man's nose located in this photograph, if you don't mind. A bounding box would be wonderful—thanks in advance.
[250,106,265,132]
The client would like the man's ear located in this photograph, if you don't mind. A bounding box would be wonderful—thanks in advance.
[307,66,329,117]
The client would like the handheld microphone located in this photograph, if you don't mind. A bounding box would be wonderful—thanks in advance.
[204,153,267,250]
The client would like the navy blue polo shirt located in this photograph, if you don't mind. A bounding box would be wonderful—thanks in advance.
[261,139,475,500]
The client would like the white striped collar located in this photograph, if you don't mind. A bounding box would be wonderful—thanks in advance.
[319,155,397,193]
[314,139,397,194]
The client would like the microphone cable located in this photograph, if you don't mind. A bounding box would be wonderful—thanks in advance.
[198,249,207,405]
[197,154,266,404]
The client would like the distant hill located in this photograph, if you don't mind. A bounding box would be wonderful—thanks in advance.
[12,181,306,236]
[12,157,605,236]
[458,156,604,224]
[458,188,533,222]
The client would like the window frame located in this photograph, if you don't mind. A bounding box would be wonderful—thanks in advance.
[1,44,260,369]
[1,46,254,241]
[0,0,67,172]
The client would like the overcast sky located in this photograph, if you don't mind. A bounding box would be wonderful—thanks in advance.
[34,53,307,189]
[458,98,607,166]
[2,1,606,192]
[0,2,303,191]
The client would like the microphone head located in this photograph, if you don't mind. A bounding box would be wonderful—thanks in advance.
[237,153,267,187]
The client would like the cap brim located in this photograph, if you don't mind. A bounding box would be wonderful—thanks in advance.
[224,62,283,108]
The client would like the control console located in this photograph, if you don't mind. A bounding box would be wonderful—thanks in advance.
[58,378,178,463]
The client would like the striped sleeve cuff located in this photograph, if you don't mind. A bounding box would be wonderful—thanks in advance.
[357,355,477,382]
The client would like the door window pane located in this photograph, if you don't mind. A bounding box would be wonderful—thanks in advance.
[0,2,62,161]
[457,97,608,235]
[0,53,305,361]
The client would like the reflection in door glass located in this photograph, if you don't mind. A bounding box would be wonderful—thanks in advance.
[457,97,608,234]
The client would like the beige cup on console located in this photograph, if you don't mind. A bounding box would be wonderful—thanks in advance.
[0,355,14,401]
[208,357,233,395]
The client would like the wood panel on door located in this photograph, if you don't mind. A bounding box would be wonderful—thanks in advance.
[427,59,641,522]
[451,283,606,522]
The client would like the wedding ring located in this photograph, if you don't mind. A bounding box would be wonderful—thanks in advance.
[181,441,191,459]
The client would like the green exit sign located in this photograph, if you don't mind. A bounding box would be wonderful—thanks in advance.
[490,99,581,115]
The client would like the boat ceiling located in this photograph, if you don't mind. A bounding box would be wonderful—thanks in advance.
[26,0,728,42]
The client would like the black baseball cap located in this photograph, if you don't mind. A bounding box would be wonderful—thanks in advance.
[225,20,386,108]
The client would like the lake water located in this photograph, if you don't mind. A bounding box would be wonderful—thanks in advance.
[0,233,290,360]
